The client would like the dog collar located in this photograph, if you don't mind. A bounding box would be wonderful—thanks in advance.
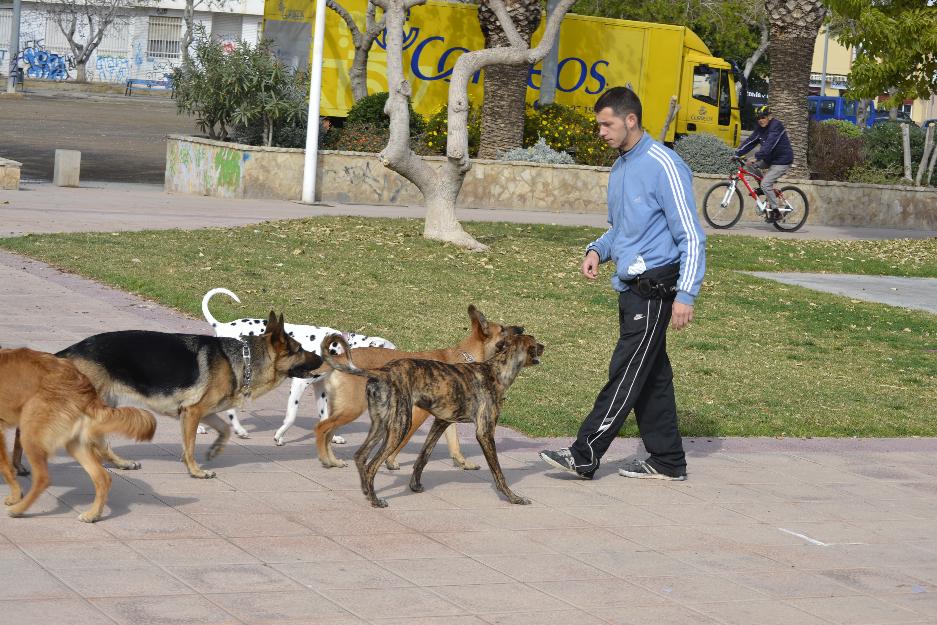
[460,351,475,363]
[241,341,252,396]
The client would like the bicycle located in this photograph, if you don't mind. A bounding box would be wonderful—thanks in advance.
[701,157,809,232]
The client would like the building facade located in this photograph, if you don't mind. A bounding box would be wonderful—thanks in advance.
[0,0,263,83]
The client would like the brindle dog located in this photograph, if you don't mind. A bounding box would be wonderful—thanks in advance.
[322,333,544,508]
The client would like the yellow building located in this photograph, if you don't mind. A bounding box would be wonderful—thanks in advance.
[811,26,936,124]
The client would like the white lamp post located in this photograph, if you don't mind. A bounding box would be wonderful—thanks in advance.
[301,0,328,204]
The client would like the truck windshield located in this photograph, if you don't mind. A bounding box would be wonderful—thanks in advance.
[692,66,719,105]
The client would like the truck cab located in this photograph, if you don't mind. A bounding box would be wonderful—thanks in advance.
[677,54,739,146]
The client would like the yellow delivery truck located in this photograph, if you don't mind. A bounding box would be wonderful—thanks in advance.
[263,0,741,146]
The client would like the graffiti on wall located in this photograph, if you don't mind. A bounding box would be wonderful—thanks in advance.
[19,40,75,80]
[96,55,129,81]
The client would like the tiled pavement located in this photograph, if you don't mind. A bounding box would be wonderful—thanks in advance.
[0,185,935,625]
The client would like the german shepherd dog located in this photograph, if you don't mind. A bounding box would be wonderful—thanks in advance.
[54,312,323,479]
[316,305,524,470]
[323,333,544,508]
[0,348,157,522]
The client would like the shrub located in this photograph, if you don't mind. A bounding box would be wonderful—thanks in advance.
[673,133,736,175]
[524,103,616,167]
[845,164,912,186]
[346,92,426,136]
[499,137,575,164]
[821,118,863,138]
[862,121,925,170]
[422,104,482,157]
[331,122,391,153]
[808,120,865,181]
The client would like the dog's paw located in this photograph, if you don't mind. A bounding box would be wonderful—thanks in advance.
[4,493,22,506]
[385,458,401,471]
[320,458,347,469]
[206,444,225,461]
[116,461,142,470]
[197,424,208,435]
[190,469,216,479]
[6,504,25,517]
[332,435,346,445]
[409,482,424,493]
[454,457,481,471]
[372,497,388,508]
[509,495,532,505]
[274,436,285,446]
[77,510,101,523]
[234,429,250,439]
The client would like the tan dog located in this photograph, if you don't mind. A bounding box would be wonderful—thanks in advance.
[323,333,544,508]
[0,348,157,522]
[316,305,524,469]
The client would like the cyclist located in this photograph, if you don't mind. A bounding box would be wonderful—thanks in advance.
[735,105,793,221]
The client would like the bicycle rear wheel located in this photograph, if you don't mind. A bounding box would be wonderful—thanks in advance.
[702,182,744,229]
[773,186,809,232]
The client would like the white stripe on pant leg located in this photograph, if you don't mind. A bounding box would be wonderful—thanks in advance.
[578,298,661,469]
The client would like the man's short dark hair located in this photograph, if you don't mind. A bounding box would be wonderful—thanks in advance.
[594,87,642,127]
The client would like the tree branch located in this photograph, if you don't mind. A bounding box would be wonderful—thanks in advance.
[327,0,363,49]
[485,0,526,49]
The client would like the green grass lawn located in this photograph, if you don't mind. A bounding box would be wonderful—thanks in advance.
[1,218,935,438]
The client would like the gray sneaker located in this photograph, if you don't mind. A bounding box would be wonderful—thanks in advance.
[540,448,592,480]
[618,459,686,481]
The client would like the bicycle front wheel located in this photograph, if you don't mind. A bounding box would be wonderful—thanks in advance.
[773,186,809,232]
[702,182,744,229]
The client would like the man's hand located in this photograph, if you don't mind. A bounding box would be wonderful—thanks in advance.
[671,302,694,330]
[581,250,600,280]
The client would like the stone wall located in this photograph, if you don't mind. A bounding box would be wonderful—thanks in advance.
[165,136,937,230]
[0,157,22,191]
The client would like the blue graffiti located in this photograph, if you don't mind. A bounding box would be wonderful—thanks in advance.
[19,41,73,80]
[133,42,144,67]
[96,55,129,82]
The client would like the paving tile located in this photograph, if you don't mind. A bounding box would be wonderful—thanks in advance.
[789,595,924,625]
[531,578,669,608]
[217,471,326,492]
[426,530,558,557]
[613,524,740,553]
[53,566,195,597]
[59,491,178,516]
[693,599,839,625]
[125,538,260,566]
[254,490,372,513]
[473,552,612,583]
[188,512,315,538]
[372,616,489,625]
[0,598,113,625]
[91,595,242,625]
[886,590,937,621]
[159,491,278,515]
[0,563,78,600]
[0,516,113,542]
[317,586,466,619]
[273,560,414,590]
[559,503,671,528]
[229,535,364,563]
[18,540,150,570]
[723,569,860,598]
[431,581,576,614]
[99,511,220,540]
[579,547,702,578]
[378,556,515,586]
[592,603,725,625]
[523,526,644,555]
[291,509,413,535]
[333,532,463,560]
[204,590,360,624]
[814,568,936,595]
[167,562,305,593]
[668,548,794,574]
[627,573,772,603]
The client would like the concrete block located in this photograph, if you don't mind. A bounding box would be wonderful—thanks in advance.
[0,157,21,190]
[53,149,81,187]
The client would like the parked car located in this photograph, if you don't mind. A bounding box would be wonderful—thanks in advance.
[871,110,918,127]
[808,96,875,127]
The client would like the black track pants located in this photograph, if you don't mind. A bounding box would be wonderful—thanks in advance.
[569,290,686,477]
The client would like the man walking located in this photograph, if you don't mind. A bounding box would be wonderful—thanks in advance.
[735,105,794,221]
[540,86,706,481]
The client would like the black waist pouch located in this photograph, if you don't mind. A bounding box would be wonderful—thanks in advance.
[623,262,680,299]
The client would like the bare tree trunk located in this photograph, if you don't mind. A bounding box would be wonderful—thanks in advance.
[901,123,912,181]
[659,95,679,143]
[743,17,769,81]
[916,124,935,186]
[328,0,384,102]
[927,141,937,186]
[182,0,196,65]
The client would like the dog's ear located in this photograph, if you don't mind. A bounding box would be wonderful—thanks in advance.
[266,311,285,338]
[468,304,490,336]
[495,339,507,353]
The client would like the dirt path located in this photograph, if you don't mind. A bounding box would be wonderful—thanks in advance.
[0,91,197,183]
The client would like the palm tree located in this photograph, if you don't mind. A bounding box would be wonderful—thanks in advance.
[765,0,826,178]
[476,0,542,159]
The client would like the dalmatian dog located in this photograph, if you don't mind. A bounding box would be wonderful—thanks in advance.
[199,288,395,445]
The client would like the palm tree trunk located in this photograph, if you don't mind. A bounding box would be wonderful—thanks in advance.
[766,0,826,179]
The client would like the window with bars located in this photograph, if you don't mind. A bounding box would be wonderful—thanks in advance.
[147,15,182,59]
[0,9,11,50]
[97,19,130,56]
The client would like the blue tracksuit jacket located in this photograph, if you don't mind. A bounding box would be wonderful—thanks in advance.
[586,132,706,306]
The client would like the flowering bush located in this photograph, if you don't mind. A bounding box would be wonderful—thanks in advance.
[523,104,617,167]
[331,122,390,153]
[422,104,482,157]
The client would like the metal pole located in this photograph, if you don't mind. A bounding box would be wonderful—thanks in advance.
[819,25,830,96]
[6,0,22,94]
[535,0,560,107]
[301,0,328,204]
